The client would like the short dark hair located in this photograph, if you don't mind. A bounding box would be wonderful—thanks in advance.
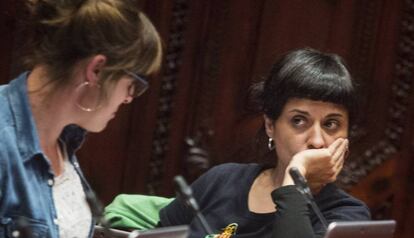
[253,48,357,125]
[247,48,358,166]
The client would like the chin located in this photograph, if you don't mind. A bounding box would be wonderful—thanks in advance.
[86,123,108,133]
[90,128,106,133]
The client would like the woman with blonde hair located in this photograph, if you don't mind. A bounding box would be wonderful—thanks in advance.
[0,0,162,237]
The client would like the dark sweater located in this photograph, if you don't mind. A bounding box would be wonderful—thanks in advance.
[159,163,370,238]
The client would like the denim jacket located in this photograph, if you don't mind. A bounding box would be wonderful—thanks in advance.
[0,72,94,237]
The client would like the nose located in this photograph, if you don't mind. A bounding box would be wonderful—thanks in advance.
[307,124,327,149]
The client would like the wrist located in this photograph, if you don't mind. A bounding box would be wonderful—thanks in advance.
[287,157,307,178]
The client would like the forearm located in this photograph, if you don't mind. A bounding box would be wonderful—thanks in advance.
[271,186,316,238]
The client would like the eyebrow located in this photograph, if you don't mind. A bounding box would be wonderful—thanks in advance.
[288,109,345,118]
[288,109,309,115]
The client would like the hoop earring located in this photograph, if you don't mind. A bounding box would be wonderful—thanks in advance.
[75,81,103,112]
[268,138,275,150]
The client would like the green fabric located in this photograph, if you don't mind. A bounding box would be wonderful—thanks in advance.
[104,194,173,230]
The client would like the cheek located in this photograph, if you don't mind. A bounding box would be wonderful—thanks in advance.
[105,80,129,104]
[326,129,349,146]
[103,89,125,109]
[273,133,307,162]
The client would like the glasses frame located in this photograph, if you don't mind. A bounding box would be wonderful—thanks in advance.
[124,70,149,98]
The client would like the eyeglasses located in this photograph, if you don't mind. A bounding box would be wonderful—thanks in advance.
[124,70,149,98]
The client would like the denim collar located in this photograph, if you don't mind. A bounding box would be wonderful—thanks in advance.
[7,72,86,163]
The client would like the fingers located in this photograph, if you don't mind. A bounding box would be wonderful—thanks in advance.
[292,138,349,188]
[327,138,344,155]
[317,139,347,183]
[333,156,344,177]
[329,142,347,181]
[331,138,348,162]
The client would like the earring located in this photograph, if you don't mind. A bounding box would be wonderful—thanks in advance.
[268,138,275,150]
[75,81,103,112]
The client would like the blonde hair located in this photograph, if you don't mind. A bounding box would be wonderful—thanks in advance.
[25,0,162,91]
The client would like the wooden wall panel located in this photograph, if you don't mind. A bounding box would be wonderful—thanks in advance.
[0,0,16,84]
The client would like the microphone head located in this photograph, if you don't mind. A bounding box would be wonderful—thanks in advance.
[174,175,200,212]
[289,167,313,198]
[288,166,300,176]
[174,175,192,197]
[288,167,307,185]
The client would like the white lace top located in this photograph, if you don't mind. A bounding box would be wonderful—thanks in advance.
[52,147,92,238]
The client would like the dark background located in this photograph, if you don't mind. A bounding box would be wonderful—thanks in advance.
[1,0,414,237]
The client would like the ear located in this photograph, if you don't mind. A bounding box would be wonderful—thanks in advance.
[85,54,107,85]
[263,115,275,138]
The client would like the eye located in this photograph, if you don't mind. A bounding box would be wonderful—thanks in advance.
[290,115,307,128]
[324,119,340,130]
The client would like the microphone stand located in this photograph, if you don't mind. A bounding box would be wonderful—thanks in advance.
[289,167,328,229]
[84,188,112,236]
[174,175,213,235]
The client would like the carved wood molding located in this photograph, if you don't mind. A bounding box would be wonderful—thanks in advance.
[339,0,414,188]
[371,195,395,220]
[146,0,190,195]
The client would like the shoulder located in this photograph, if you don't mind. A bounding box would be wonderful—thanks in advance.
[189,163,261,198]
[208,162,250,173]
[0,126,18,182]
[316,184,371,220]
[200,163,261,181]
[316,184,365,205]
[0,84,18,156]
[0,84,13,127]
[0,126,18,157]
[0,84,9,96]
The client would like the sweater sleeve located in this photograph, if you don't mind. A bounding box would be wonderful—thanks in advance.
[158,196,193,227]
[271,185,317,238]
[271,184,371,238]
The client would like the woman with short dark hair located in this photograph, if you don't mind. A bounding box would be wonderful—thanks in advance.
[159,48,370,238]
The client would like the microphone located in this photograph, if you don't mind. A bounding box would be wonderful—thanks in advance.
[288,167,313,200]
[289,167,328,229]
[84,188,111,236]
[174,175,213,235]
